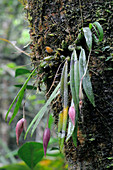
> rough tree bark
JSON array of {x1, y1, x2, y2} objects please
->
[{"x1": 24, "y1": 0, "x2": 113, "y2": 169}]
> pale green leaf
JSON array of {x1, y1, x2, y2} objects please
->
[
  {"x1": 66, "y1": 117, "x2": 74, "y2": 142},
  {"x1": 70, "y1": 50, "x2": 80, "y2": 147},
  {"x1": 63, "y1": 61, "x2": 68, "y2": 108},
  {"x1": 83, "y1": 27, "x2": 92, "y2": 51},
  {"x1": 70, "y1": 50, "x2": 77, "y2": 106},
  {"x1": 9, "y1": 88, "x2": 25, "y2": 124},
  {"x1": 74, "y1": 52, "x2": 80, "y2": 104},
  {"x1": 60, "y1": 61, "x2": 68, "y2": 151},
  {"x1": 89, "y1": 21, "x2": 104, "y2": 42},
  {"x1": 79, "y1": 48, "x2": 95, "y2": 106},
  {"x1": 93, "y1": 21, "x2": 103, "y2": 41}
]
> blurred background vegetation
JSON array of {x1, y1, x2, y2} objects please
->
[{"x1": 0, "y1": 0, "x2": 67, "y2": 169}]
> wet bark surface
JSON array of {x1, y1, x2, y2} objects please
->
[{"x1": 26, "y1": 0, "x2": 113, "y2": 169}]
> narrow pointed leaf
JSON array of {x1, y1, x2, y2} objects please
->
[
  {"x1": 5, "y1": 91, "x2": 21, "y2": 121},
  {"x1": 25, "y1": 82, "x2": 60, "y2": 138},
  {"x1": 70, "y1": 49, "x2": 80, "y2": 106},
  {"x1": 79, "y1": 48, "x2": 86, "y2": 76},
  {"x1": 79, "y1": 48, "x2": 95, "y2": 106},
  {"x1": 6, "y1": 67, "x2": 37, "y2": 122},
  {"x1": 60, "y1": 61, "x2": 68, "y2": 151},
  {"x1": 31, "y1": 91, "x2": 60, "y2": 136},
  {"x1": 93, "y1": 21, "x2": 103, "y2": 41},
  {"x1": 9, "y1": 89, "x2": 25, "y2": 124},
  {"x1": 14, "y1": 84, "x2": 37, "y2": 90},
  {"x1": 63, "y1": 61, "x2": 68, "y2": 108},
  {"x1": 74, "y1": 52, "x2": 80, "y2": 104},
  {"x1": 83, "y1": 27, "x2": 92, "y2": 51},
  {"x1": 89, "y1": 23, "x2": 100, "y2": 43},
  {"x1": 89, "y1": 22, "x2": 103, "y2": 42},
  {"x1": 70, "y1": 50, "x2": 79, "y2": 147},
  {"x1": 70, "y1": 50, "x2": 79, "y2": 115},
  {"x1": 83, "y1": 73, "x2": 95, "y2": 106},
  {"x1": 66, "y1": 116, "x2": 74, "y2": 142},
  {"x1": 70, "y1": 50, "x2": 77, "y2": 106}
]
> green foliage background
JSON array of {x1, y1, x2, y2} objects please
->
[{"x1": 0, "y1": 0, "x2": 67, "y2": 169}]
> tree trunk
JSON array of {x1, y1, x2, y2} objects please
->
[{"x1": 24, "y1": 0, "x2": 113, "y2": 169}]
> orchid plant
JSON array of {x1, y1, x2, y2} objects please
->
[{"x1": 4, "y1": 21, "x2": 103, "y2": 168}]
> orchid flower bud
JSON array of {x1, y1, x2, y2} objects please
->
[
  {"x1": 68, "y1": 106, "x2": 76, "y2": 126},
  {"x1": 43, "y1": 127, "x2": 50, "y2": 157},
  {"x1": 16, "y1": 118, "x2": 27, "y2": 145}
]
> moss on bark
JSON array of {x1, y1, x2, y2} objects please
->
[{"x1": 24, "y1": 0, "x2": 113, "y2": 169}]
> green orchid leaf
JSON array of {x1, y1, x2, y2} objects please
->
[
  {"x1": 14, "y1": 84, "x2": 37, "y2": 90},
  {"x1": 70, "y1": 49, "x2": 80, "y2": 147},
  {"x1": 70, "y1": 49, "x2": 79, "y2": 112},
  {"x1": 79, "y1": 48, "x2": 95, "y2": 106},
  {"x1": 74, "y1": 53, "x2": 80, "y2": 104},
  {"x1": 31, "y1": 89, "x2": 60, "y2": 137},
  {"x1": 5, "y1": 92, "x2": 20, "y2": 121},
  {"x1": 93, "y1": 21, "x2": 104, "y2": 41},
  {"x1": 83, "y1": 27, "x2": 92, "y2": 51},
  {"x1": 9, "y1": 88, "x2": 25, "y2": 124},
  {"x1": 60, "y1": 61, "x2": 68, "y2": 151},
  {"x1": 63, "y1": 61, "x2": 68, "y2": 108},
  {"x1": 70, "y1": 49, "x2": 78, "y2": 106},
  {"x1": 66, "y1": 116, "x2": 74, "y2": 142},
  {"x1": 89, "y1": 21, "x2": 103, "y2": 42}
]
